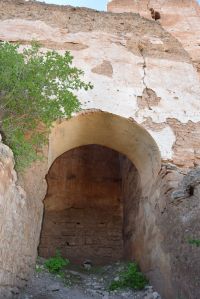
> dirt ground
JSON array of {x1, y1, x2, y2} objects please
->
[{"x1": 20, "y1": 259, "x2": 161, "y2": 299}]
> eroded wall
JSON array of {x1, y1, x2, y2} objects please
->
[
  {"x1": 146, "y1": 165, "x2": 200, "y2": 299},
  {"x1": 107, "y1": 0, "x2": 200, "y2": 74},
  {"x1": 0, "y1": 136, "x2": 44, "y2": 298},
  {"x1": 0, "y1": 1, "x2": 199, "y2": 298},
  {"x1": 0, "y1": 0, "x2": 200, "y2": 167},
  {"x1": 120, "y1": 156, "x2": 142, "y2": 259},
  {"x1": 1, "y1": 111, "x2": 200, "y2": 299}
]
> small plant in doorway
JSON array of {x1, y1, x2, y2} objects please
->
[
  {"x1": 109, "y1": 262, "x2": 148, "y2": 291},
  {"x1": 44, "y1": 250, "x2": 70, "y2": 274},
  {"x1": 188, "y1": 239, "x2": 200, "y2": 247},
  {"x1": 35, "y1": 263, "x2": 44, "y2": 273}
]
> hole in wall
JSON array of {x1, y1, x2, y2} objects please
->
[
  {"x1": 150, "y1": 8, "x2": 161, "y2": 20},
  {"x1": 188, "y1": 185, "x2": 194, "y2": 197},
  {"x1": 38, "y1": 144, "x2": 142, "y2": 265}
]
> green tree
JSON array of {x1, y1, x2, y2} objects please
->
[{"x1": 0, "y1": 42, "x2": 92, "y2": 170}]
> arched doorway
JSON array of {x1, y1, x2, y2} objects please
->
[
  {"x1": 38, "y1": 110, "x2": 161, "y2": 264},
  {"x1": 39, "y1": 145, "x2": 141, "y2": 264}
]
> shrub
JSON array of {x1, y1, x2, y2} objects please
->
[
  {"x1": 109, "y1": 262, "x2": 148, "y2": 291},
  {"x1": 188, "y1": 239, "x2": 200, "y2": 247},
  {"x1": 44, "y1": 250, "x2": 70, "y2": 274},
  {"x1": 0, "y1": 41, "x2": 92, "y2": 170},
  {"x1": 35, "y1": 264, "x2": 44, "y2": 273}
]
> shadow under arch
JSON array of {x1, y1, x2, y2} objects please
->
[
  {"x1": 38, "y1": 109, "x2": 164, "y2": 269},
  {"x1": 48, "y1": 110, "x2": 161, "y2": 196}
]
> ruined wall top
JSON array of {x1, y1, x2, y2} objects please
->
[
  {"x1": 0, "y1": 0, "x2": 200, "y2": 168},
  {"x1": 107, "y1": 0, "x2": 200, "y2": 71}
]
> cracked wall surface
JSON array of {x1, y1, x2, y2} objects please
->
[
  {"x1": 108, "y1": 0, "x2": 200, "y2": 75},
  {"x1": 152, "y1": 165, "x2": 200, "y2": 299},
  {"x1": 0, "y1": 1, "x2": 200, "y2": 299},
  {"x1": 0, "y1": 0, "x2": 199, "y2": 167}
]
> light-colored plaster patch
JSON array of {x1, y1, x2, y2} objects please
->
[
  {"x1": 0, "y1": 18, "x2": 200, "y2": 167},
  {"x1": 148, "y1": 126, "x2": 176, "y2": 160}
]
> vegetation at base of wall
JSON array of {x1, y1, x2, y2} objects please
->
[
  {"x1": 0, "y1": 41, "x2": 93, "y2": 171},
  {"x1": 35, "y1": 263, "x2": 44, "y2": 273},
  {"x1": 109, "y1": 262, "x2": 148, "y2": 291},
  {"x1": 188, "y1": 239, "x2": 200, "y2": 247},
  {"x1": 44, "y1": 250, "x2": 70, "y2": 274}
]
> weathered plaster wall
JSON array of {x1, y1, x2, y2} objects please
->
[
  {"x1": 0, "y1": 1, "x2": 199, "y2": 299},
  {"x1": 0, "y1": 109, "x2": 162, "y2": 298},
  {"x1": 108, "y1": 0, "x2": 200, "y2": 74},
  {"x1": 0, "y1": 0, "x2": 200, "y2": 167}
]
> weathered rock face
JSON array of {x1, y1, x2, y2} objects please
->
[
  {"x1": 108, "y1": 0, "x2": 200, "y2": 74},
  {"x1": 152, "y1": 166, "x2": 200, "y2": 299},
  {"x1": 0, "y1": 1, "x2": 199, "y2": 299},
  {"x1": 0, "y1": 136, "x2": 43, "y2": 298}
]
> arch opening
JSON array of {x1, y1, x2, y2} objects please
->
[
  {"x1": 48, "y1": 111, "x2": 161, "y2": 196},
  {"x1": 38, "y1": 110, "x2": 161, "y2": 265},
  {"x1": 39, "y1": 144, "x2": 142, "y2": 264}
]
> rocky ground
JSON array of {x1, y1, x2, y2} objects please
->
[{"x1": 20, "y1": 259, "x2": 162, "y2": 299}]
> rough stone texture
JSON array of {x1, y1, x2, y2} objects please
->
[
  {"x1": 120, "y1": 156, "x2": 142, "y2": 260},
  {"x1": 39, "y1": 145, "x2": 124, "y2": 264},
  {"x1": 172, "y1": 167, "x2": 200, "y2": 200},
  {"x1": 0, "y1": 0, "x2": 199, "y2": 166},
  {"x1": 137, "y1": 88, "x2": 161, "y2": 110},
  {"x1": 0, "y1": 113, "x2": 200, "y2": 299},
  {"x1": 0, "y1": 136, "x2": 43, "y2": 298},
  {"x1": 108, "y1": 0, "x2": 200, "y2": 74},
  {"x1": 142, "y1": 118, "x2": 200, "y2": 167},
  {"x1": 20, "y1": 260, "x2": 162, "y2": 299},
  {"x1": 152, "y1": 165, "x2": 200, "y2": 299},
  {"x1": 167, "y1": 119, "x2": 200, "y2": 167}
]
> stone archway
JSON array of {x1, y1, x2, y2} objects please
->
[
  {"x1": 0, "y1": 110, "x2": 164, "y2": 298},
  {"x1": 37, "y1": 110, "x2": 161, "y2": 265},
  {"x1": 48, "y1": 110, "x2": 161, "y2": 194}
]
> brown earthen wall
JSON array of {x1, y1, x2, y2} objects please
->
[
  {"x1": 39, "y1": 145, "x2": 124, "y2": 264},
  {"x1": 120, "y1": 156, "x2": 142, "y2": 259}
]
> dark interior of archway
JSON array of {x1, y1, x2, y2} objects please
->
[{"x1": 38, "y1": 145, "x2": 142, "y2": 265}]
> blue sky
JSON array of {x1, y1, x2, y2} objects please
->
[
  {"x1": 44, "y1": 0, "x2": 107, "y2": 11},
  {"x1": 44, "y1": 0, "x2": 199, "y2": 11}
]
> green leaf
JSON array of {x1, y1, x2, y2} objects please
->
[
  {"x1": 0, "y1": 41, "x2": 93, "y2": 171},
  {"x1": 109, "y1": 262, "x2": 148, "y2": 291}
]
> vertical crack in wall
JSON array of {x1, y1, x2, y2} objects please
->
[
  {"x1": 138, "y1": 44, "x2": 153, "y2": 109},
  {"x1": 138, "y1": 44, "x2": 148, "y2": 91}
]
